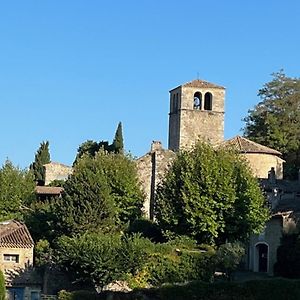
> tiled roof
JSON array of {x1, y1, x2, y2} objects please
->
[
  {"x1": 170, "y1": 79, "x2": 225, "y2": 91},
  {"x1": 35, "y1": 186, "x2": 63, "y2": 195},
  {"x1": 220, "y1": 136, "x2": 282, "y2": 156},
  {"x1": 0, "y1": 220, "x2": 34, "y2": 248}
]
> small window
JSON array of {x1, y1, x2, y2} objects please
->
[
  {"x1": 193, "y1": 92, "x2": 202, "y2": 110},
  {"x1": 204, "y1": 92, "x2": 212, "y2": 110},
  {"x1": 175, "y1": 93, "x2": 179, "y2": 111},
  {"x1": 4, "y1": 254, "x2": 19, "y2": 263},
  {"x1": 171, "y1": 94, "x2": 176, "y2": 113}
]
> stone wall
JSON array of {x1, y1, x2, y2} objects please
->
[
  {"x1": 0, "y1": 247, "x2": 33, "y2": 272},
  {"x1": 248, "y1": 216, "x2": 283, "y2": 275},
  {"x1": 168, "y1": 85, "x2": 225, "y2": 151},
  {"x1": 241, "y1": 153, "x2": 284, "y2": 179},
  {"x1": 136, "y1": 142, "x2": 175, "y2": 219},
  {"x1": 44, "y1": 162, "x2": 72, "y2": 185}
]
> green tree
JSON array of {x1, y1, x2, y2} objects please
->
[
  {"x1": 243, "y1": 70, "x2": 300, "y2": 179},
  {"x1": 56, "y1": 233, "x2": 150, "y2": 290},
  {"x1": 30, "y1": 141, "x2": 51, "y2": 185},
  {"x1": 56, "y1": 150, "x2": 144, "y2": 236},
  {"x1": 155, "y1": 142, "x2": 269, "y2": 245},
  {"x1": 0, "y1": 270, "x2": 6, "y2": 300},
  {"x1": 111, "y1": 122, "x2": 124, "y2": 153},
  {"x1": 0, "y1": 160, "x2": 35, "y2": 221}
]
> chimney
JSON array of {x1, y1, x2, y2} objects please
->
[{"x1": 151, "y1": 141, "x2": 162, "y2": 152}]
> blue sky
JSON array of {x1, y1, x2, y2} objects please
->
[{"x1": 1, "y1": 1, "x2": 300, "y2": 168}]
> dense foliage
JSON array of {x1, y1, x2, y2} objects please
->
[
  {"x1": 30, "y1": 141, "x2": 51, "y2": 185},
  {"x1": 74, "y1": 122, "x2": 124, "y2": 163},
  {"x1": 0, "y1": 270, "x2": 6, "y2": 300},
  {"x1": 243, "y1": 70, "x2": 300, "y2": 179},
  {"x1": 155, "y1": 142, "x2": 269, "y2": 245},
  {"x1": 0, "y1": 160, "x2": 35, "y2": 221},
  {"x1": 274, "y1": 234, "x2": 300, "y2": 278},
  {"x1": 57, "y1": 233, "x2": 216, "y2": 290},
  {"x1": 55, "y1": 150, "x2": 144, "y2": 235},
  {"x1": 58, "y1": 279, "x2": 300, "y2": 300},
  {"x1": 112, "y1": 122, "x2": 124, "y2": 154}
]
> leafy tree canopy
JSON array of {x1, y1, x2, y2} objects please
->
[
  {"x1": 154, "y1": 142, "x2": 269, "y2": 245},
  {"x1": 30, "y1": 141, "x2": 51, "y2": 185},
  {"x1": 56, "y1": 150, "x2": 144, "y2": 236},
  {"x1": 74, "y1": 122, "x2": 124, "y2": 164},
  {"x1": 243, "y1": 70, "x2": 300, "y2": 179},
  {"x1": 0, "y1": 160, "x2": 35, "y2": 221}
]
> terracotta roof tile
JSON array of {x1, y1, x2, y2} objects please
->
[
  {"x1": 35, "y1": 186, "x2": 63, "y2": 195},
  {"x1": 170, "y1": 79, "x2": 225, "y2": 91},
  {"x1": 220, "y1": 136, "x2": 282, "y2": 156},
  {"x1": 0, "y1": 220, "x2": 34, "y2": 248}
]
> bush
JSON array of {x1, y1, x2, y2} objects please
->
[
  {"x1": 0, "y1": 270, "x2": 5, "y2": 300},
  {"x1": 127, "y1": 218, "x2": 164, "y2": 242},
  {"x1": 127, "y1": 243, "x2": 216, "y2": 288},
  {"x1": 216, "y1": 242, "x2": 245, "y2": 280},
  {"x1": 274, "y1": 234, "x2": 300, "y2": 278}
]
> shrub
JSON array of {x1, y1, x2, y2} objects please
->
[
  {"x1": 127, "y1": 218, "x2": 164, "y2": 242},
  {"x1": 0, "y1": 270, "x2": 5, "y2": 300},
  {"x1": 216, "y1": 242, "x2": 245, "y2": 280}
]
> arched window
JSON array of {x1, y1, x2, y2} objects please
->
[
  {"x1": 204, "y1": 92, "x2": 212, "y2": 110},
  {"x1": 193, "y1": 92, "x2": 202, "y2": 110}
]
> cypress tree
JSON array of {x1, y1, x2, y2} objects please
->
[
  {"x1": 112, "y1": 122, "x2": 124, "y2": 154},
  {"x1": 30, "y1": 141, "x2": 51, "y2": 185}
]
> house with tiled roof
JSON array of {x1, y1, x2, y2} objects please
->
[{"x1": 0, "y1": 220, "x2": 41, "y2": 299}]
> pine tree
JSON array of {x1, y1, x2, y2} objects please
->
[
  {"x1": 30, "y1": 141, "x2": 51, "y2": 185},
  {"x1": 112, "y1": 122, "x2": 124, "y2": 154}
]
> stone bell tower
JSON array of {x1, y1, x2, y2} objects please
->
[{"x1": 168, "y1": 79, "x2": 225, "y2": 151}]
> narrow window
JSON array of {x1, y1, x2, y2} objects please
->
[
  {"x1": 171, "y1": 94, "x2": 176, "y2": 113},
  {"x1": 193, "y1": 92, "x2": 202, "y2": 110},
  {"x1": 4, "y1": 254, "x2": 19, "y2": 263},
  {"x1": 204, "y1": 92, "x2": 212, "y2": 110}
]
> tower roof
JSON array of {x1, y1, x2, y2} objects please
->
[
  {"x1": 220, "y1": 135, "x2": 282, "y2": 156},
  {"x1": 170, "y1": 79, "x2": 225, "y2": 91}
]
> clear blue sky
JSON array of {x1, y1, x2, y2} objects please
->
[{"x1": 1, "y1": 1, "x2": 300, "y2": 168}]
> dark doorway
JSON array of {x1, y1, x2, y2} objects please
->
[{"x1": 256, "y1": 243, "x2": 268, "y2": 272}]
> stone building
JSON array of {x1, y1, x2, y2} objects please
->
[
  {"x1": 0, "y1": 220, "x2": 40, "y2": 299},
  {"x1": 136, "y1": 141, "x2": 175, "y2": 219},
  {"x1": 247, "y1": 173, "x2": 300, "y2": 275},
  {"x1": 44, "y1": 162, "x2": 72, "y2": 186},
  {"x1": 137, "y1": 78, "x2": 300, "y2": 275},
  {"x1": 168, "y1": 79, "x2": 225, "y2": 150},
  {"x1": 219, "y1": 135, "x2": 285, "y2": 179}
]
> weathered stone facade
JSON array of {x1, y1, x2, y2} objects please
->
[
  {"x1": 241, "y1": 153, "x2": 284, "y2": 179},
  {"x1": 44, "y1": 162, "x2": 72, "y2": 185},
  {"x1": 136, "y1": 141, "x2": 175, "y2": 219},
  {"x1": 168, "y1": 79, "x2": 225, "y2": 150}
]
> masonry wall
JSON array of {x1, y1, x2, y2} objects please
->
[
  {"x1": 136, "y1": 143, "x2": 175, "y2": 219},
  {"x1": 241, "y1": 153, "x2": 284, "y2": 179},
  {"x1": 248, "y1": 217, "x2": 282, "y2": 275},
  {"x1": 44, "y1": 163, "x2": 72, "y2": 185},
  {"x1": 0, "y1": 247, "x2": 33, "y2": 275},
  {"x1": 168, "y1": 86, "x2": 225, "y2": 151}
]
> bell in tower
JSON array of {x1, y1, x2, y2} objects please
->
[{"x1": 168, "y1": 79, "x2": 225, "y2": 151}]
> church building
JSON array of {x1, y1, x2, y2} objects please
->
[{"x1": 137, "y1": 78, "x2": 298, "y2": 275}]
